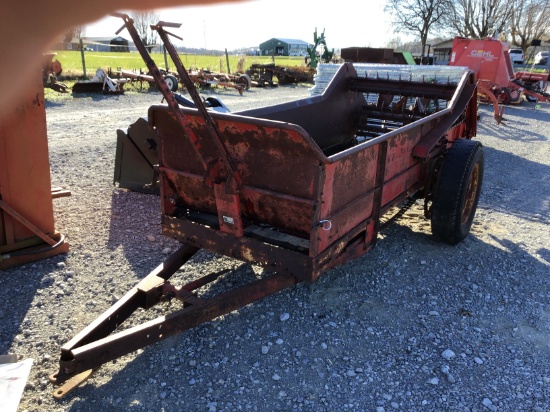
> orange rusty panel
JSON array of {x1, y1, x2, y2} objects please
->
[
  {"x1": 385, "y1": 131, "x2": 423, "y2": 181},
  {"x1": 153, "y1": 106, "x2": 325, "y2": 236},
  {"x1": 313, "y1": 147, "x2": 379, "y2": 254},
  {"x1": 321, "y1": 146, "x2": 379, "y2": 217},
  {"x1": 210, "y1": 115, "x2": 321, "y2": 198},
  {"x1": 382, "y1": 130, "x2": 424, "y2": 206},
  {"x1": 315, "y1": 129, "x2": 424, "y2": 255},
  {"x1": 0, "y1": 70, "x2": 55, "y2": 251},
  {"x1": 381, "y1": 166, "x2": 422, "y2": 207},
  {"x1": 150, "y1": 108, "x2": 206, "y2": 176},
  {"x1": 151, "y1": 106, "x2": 323, "y2": 199},
  {"x1": 161, "y1": 168, "x2": 317, "y2": 236},
  {"x1": 240, "y1": 188, "x2": 315, "y2": 235},
  {"x1": 314, "y1": 192, "x2": 375, "y2": 254},
  {"x1": 162, "y1": 169, "x2": 217, "y2": 215}
]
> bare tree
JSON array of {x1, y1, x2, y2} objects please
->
[
  {"x1": 445, "y1": 0, "x2": 516, "y2": 38},
  {"x1": 63, "y1": 26, "x2": 85, "y2": 42},
  {"x1": 509, "y1": 0, "x2": 550, "y2": 51},
  {"x1": 133, "y1": 11, "x2": 160, "y2": 51},
  {"x1": 385, "y1": 0, "x2": 450, "y2": 56},
  {"x1": 385, "y1": 36, "x2": 405, "y2": 50}
]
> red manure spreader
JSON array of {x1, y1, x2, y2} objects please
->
[{"x1": 51, "y1": 15, "x2": 485, "y2": 396}]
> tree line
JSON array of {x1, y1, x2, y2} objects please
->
[{"x1": 385, "y1": 0, "x2": 550, "y2": 54}]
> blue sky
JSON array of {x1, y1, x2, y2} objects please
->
[{"x1": 85, "y1": 0, "x2": 403, "y2": 50}]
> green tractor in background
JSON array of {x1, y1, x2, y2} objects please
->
[{"x1": 306, "y1": 28, "x2": 334, "y2": 69}]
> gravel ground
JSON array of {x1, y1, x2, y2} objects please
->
[{"x1": 1, "y1": 82, "x2": 549, "y2": 412}]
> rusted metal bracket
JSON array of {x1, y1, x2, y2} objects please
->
[
  {"x1": 477, "y1": 81, "x2": 505, "y2": 124},
  {"x1": 50, "y1": 368, "x2": 97, "y2": 399},
  {"x1": 369, "y1": 140, "x2": 388, "y2": 246}
]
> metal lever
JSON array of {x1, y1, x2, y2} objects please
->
[
  {"x1": 151, "y1": 22, "x2": 243, "y2": 190},
  {"x1": 112, "y1": 12, "x2": 131, "y2": 35},
  {"x1": 155, "y1": 21, "x2": 182, "y2": 29},
  {"x1": 151, "y1": 21, "x2": 183, "y2": 40}
]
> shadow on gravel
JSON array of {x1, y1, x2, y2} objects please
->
[
  {"x1": 58, "y1": 219, "x2": 550, "y2": 411},
  {"x1": 44, "y1": 100, "x2": 66, "y2": 109},
  {"x1": 60, "y1": 104, "x2": 548, "y2": 409},
  {"x1": 0, "y1": 254, "x2": 68, "y2": 355},
  {"x1": 538, "y1": 248, "x2": 550, "y2": 263},
  {"x1": 105, "y1": 189, "x2": 171, "y2": 275},
  {"x1": 71, "y1": 93, "x2": 125, "y2": 104},
  {"x1": 480, "y1": 146, "x2": 549, "y2": 224},
  {"x1": 477, "y1": 104, "x2": 548, "y2": 142}
]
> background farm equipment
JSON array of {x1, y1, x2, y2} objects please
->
[
  {"x1": 120, "y1": 67, "x2": 248, "y2": 94},
  {"x1": 449, "y1": 36, "x2": 549, "y2": 122},
  {"x1": 244, "y1": 27, "x2": 332, "y2": 86},
  {"x1": 114, "y1": 95, "x2": 229, "y2": 194},
  {"x1": 513, "y1": 70, "x2": 549, "y2": 102},
  {"x1": 341, "y1": 47, "x2": 416, "y2": 65},
  {"x1": 183, "y1": 68, "x2": 249, "y2": 94},
  {"x1": 118, "y1": 69, "x2": 179, "y2": 91},
  {"x1": 72, "y1": 68, "x2": 126, "y2": 94},
  {"x1": 51, "y1": 14, "x2": 484, "y2": 397},
  {"x1": 246, "y1": 63, "x2": 314, "y2": 86},
  {"x1": 306, "y1": 28, "x2": 334, "y2": 69},
  {"x1": 42, "y1": 53, "x2": 68, "y2": 93}
]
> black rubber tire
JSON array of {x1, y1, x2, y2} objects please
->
[
  {"x1": 164, "y1": 75, "x2": 178, "y2": 92},
  {"x1": 237, "y1": 74, "x2": 252, "y2": 90},
  {"x1": 431, "y1": 139, "x2": 484, "y2": 245}
]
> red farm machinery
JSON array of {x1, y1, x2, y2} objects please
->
[
  {"x1": 449, "y1": 36, "x2": 549, "y2": 123},
  {"x1": 50, "y1": 15, "x2": 484, "y2": 396}
]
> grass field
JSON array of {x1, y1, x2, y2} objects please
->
[{"x1": 53, "y1": 51, "x2": 305, "y2": 78}]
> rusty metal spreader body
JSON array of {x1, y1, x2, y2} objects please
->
[
  {"x1": 155, "y1": 62, "x2": 477, "y2": 282},
  {"x1": 51, "y1": 15, "x2": 481, "y2": 397}
]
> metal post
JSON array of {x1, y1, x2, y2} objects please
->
[
  {"x1": 225, "y1": 48, "x2": 231, "y2": 74},
  {"x1": 163, "y1": 45, "x2": 169, "y2": 71},
  {"x1": 79, "y1": 39, "x2": 87, "y2": 78}
]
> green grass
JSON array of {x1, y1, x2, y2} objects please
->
[{"x1": 52, "y1": 51, "x2": 305, "y2": 78}]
